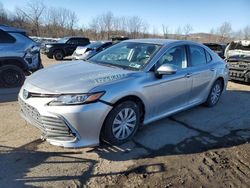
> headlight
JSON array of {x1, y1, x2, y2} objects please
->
[
  {"x1": 46, "y1": 44, "x2": 53, "y2": 48},
  {"x1": 31, "y1": 46, "x2": 40, "y2": 53},
  {"x1": 49, "y1": 92, "x2": 105, "y2": 106}
]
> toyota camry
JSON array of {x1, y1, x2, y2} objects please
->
[{"x1": 19, "y1": 39, "x2": 229, "y2": 148}]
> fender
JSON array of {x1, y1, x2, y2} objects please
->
[{"x1": 0, "y1": 56, "x2": 28, "y2": 71}]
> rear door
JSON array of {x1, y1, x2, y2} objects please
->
[{"x1": 187, "y1": 45, "x2": 216, "y2": 104}]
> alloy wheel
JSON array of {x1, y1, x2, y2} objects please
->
[
  {"x1": 211, "y1": 83, "x2": 221, "y2": 105},
  {"x1": 112, "y1": 107, "x2": 137, "y2": 140}
]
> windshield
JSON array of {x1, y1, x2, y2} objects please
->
[
  {"x1": 228, "y1": 41, "x2": 250, "y2": 51},
  {"x1": 89, "y1": 42, "x2": 161, "y2": 70},
  {"x1": 57, "y1": 37, "x2": 69, "y2": 43}
]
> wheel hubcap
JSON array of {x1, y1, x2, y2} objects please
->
[
  {"x1": 211, "y1": 84, "x2": 221, "y2": 104},
  {"x1": 56, "y1": 53, "x2": 62, "y2": 59},
  {"x1": 112, "y1": 108, "x2": 137, "y2": 140}
]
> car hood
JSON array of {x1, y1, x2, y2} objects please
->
[
  {"x1": 226, "y1": 50, "x2": 250, "y2": 62},
  {"x1": 44, "y1": 42, "x2": 65, "y2": 47},
  {"x1": 25, "y1": 61, "x2": 134, "y2": 93},
  {"x1": 75, "y1": 47, "x2": 89, "y2": 55},
  {"x1": 226, "y1": 49, "x2": 250, "y2": 58}
]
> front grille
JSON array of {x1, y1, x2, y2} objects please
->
[
  {"x1": 229, "y1": 61, "x2": 249, "y2": 70},
  {"x1": 19, "y1": 97, "x2": 75, "y2": 141}
]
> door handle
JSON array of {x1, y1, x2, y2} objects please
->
[
  {"x1": 210, "y1": 68, "x2": 215, "y2": 71},
  {"x1": 185, "y1": 73, "x2": 192, "y2": 78}
]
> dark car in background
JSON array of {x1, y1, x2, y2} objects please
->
[
  {"x1": 225, "y1": 40, "x2": 250, "y2": 83},
  {"x1": 203, "y1": 43, "x2": 227, "y2": 59},
  {"x1": 111, "y1": 36, "x2": 129, "y2": 43},
  {"x1": 72, "y1": 41, "x2": 113, "y2": 60},
  {"x1": 41, "y1": 36, "x2": 90, "y2": 60},
  {"x1": 0, "y1": 25, "x2": 42, "y2": 88}
]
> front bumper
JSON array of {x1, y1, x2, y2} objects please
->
[
  {"x1": 228, "y1": 61, "x2": 250, "y2": 82},
  {"x1": 41, "y1": 48, "x2": 54, "y2": 58},
  {"x1": 72, "y1": 53, "x2": 86, "y2": 60},
  {"x1": 18, "y1": 88, "x2": 112, "y2": 148},
  {"x1": 229, "y1": 69, "x2": 249, "y2": 82}
]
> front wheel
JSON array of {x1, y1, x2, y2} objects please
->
[
  {"x1": 101, "y1": 101, "x2": 140, "y2": 145},
  {"x1": 204, "y1": 80, "x2": 223, "y2": 107}
]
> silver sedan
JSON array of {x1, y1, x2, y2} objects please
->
[{"x1": 19, "y1": 39, "x2": 229, "y2": 148}]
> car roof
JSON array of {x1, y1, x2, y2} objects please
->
[
  {"x1": 0, "y1": 25, "x2": 26, "y2": 34},
  {"x1": 63, "y1": 36, "x2": 89, "y2": 39},
  {"x1": 123, "y1": 38, "x2": 186, "y2": 45}
]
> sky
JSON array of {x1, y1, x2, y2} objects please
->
[{"x1": 1, "y1": 0, "x2": 250, "y2": 34}]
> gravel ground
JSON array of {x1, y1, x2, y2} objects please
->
[{"x1": 0, "y1": 54, "x2": 249, "y2": 188}]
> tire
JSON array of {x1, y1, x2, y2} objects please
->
[
  {"x1": 204, "y1": 79, "x2": 223, "y2": 107},
  {"x1": 101, "y1": 101, "x2": 140, "y2": 145},
  {"x1": 53, "y1": 50, "x2": 64, "y2": 60},
  {"x1": 0, "y1": 65, "x2": 25, "y2": 88}
]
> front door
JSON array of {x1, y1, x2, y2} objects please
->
[{"x1": 143, "y1": 45, "x2": 192, "y2": 118}]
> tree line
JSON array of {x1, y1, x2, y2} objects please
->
[{"x1": 1, "y1": 0, "x2": 250, "y2": 42}]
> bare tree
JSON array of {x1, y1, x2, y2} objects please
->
[
  {"x1": 12, "y1": 8, "x2": 29, "y2": 28},
  {"x1": 127, "y1": 16, "x2": 147, "y2": 38},
  {"x1": 66, "y1": 11, "x2": 78, "y2": 35},
  {"x1": 89, "y1": 16, "x2": 105, "y2": 39},
  {"x1": 174, "y1": 26, "x2": 183, "y2": 39},
  {"x1": 44, "y1": 7, "x2": 78, "y2": 37},
  {"x1": 162, "y1": 24, "x2": 169, "y2": 39},
  {"x1": 152, "y1": 26, "x2": 159, "y2": 38},
  {"x1": 0, "y1": 2, "x2": 8, "y2": 24},
  {"x1": 232, "y1": 29, "x2": 243, "y2": 40},
  {"x1": 243, "y1": 25, "x2": 250, "y2": 40},
  {"x1": 16, "y1": 0, "x2": 46, "y2": 36},
  {"x1": 101, "y1": 12, "x2": 114, "y2": 39},
  {"x1": 217, "y1": 22, "x2": 232, "y2": 42},
  {"x1": 183, "y1": 24, "x2": 193, "y2": 39}
]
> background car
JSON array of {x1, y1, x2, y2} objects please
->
[
  {"x1": 19, "y1": 39, "x2": 228, "y2": 148},
  {"x1": 225, "y1": 40, "x2": 250, "y2": 83},
  {"x1": 40, "y1": 36, "x2": 90, "y2": 60},
  {"x1": 0, "y1": 25, "x2": 42, "y2": 88},
  {"x1": 203, "y1": 43, "x2": 227, "y2": 59},
  {"x1": 72, "y1": 41, "x2": 113, "y2": 60},
  {"x1": 111, "y1": 36, "x2": 129, "y2": 43}
]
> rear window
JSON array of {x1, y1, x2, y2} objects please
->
[
  {"x1": 205, "y1": 50, "x2": 212, "y2": 62},
  {"x1": 190, "y1": 45, "x2": 207, "y2": 66},
  {"x1": 0, "y1": 29, "x2": 16, "y2": 43}
]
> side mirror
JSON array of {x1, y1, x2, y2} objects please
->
[{"x1": 156, "y1": 64, "x2": 178, "y2": 76}]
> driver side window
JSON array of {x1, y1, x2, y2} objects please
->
[{"x1": 157, "y1": 45, "x2": 187, "y2": 69}]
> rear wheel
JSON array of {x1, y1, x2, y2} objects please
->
[
  {"x1": 204, "y1": 79, "x2": 223, "y2": 107},
  {"x1": 0, "y1": 65, "x2": 25, "y2": 88},
  {"x1": 53, "y1": 50, "x2": 64, "y2": 60},
  {"x1": 101, "y1": 101, "x2": 140, "y2": 145}
]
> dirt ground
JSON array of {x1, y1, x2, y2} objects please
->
[{"x1": 0, "y1": 55, "x2": 250, "y2": 188}]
